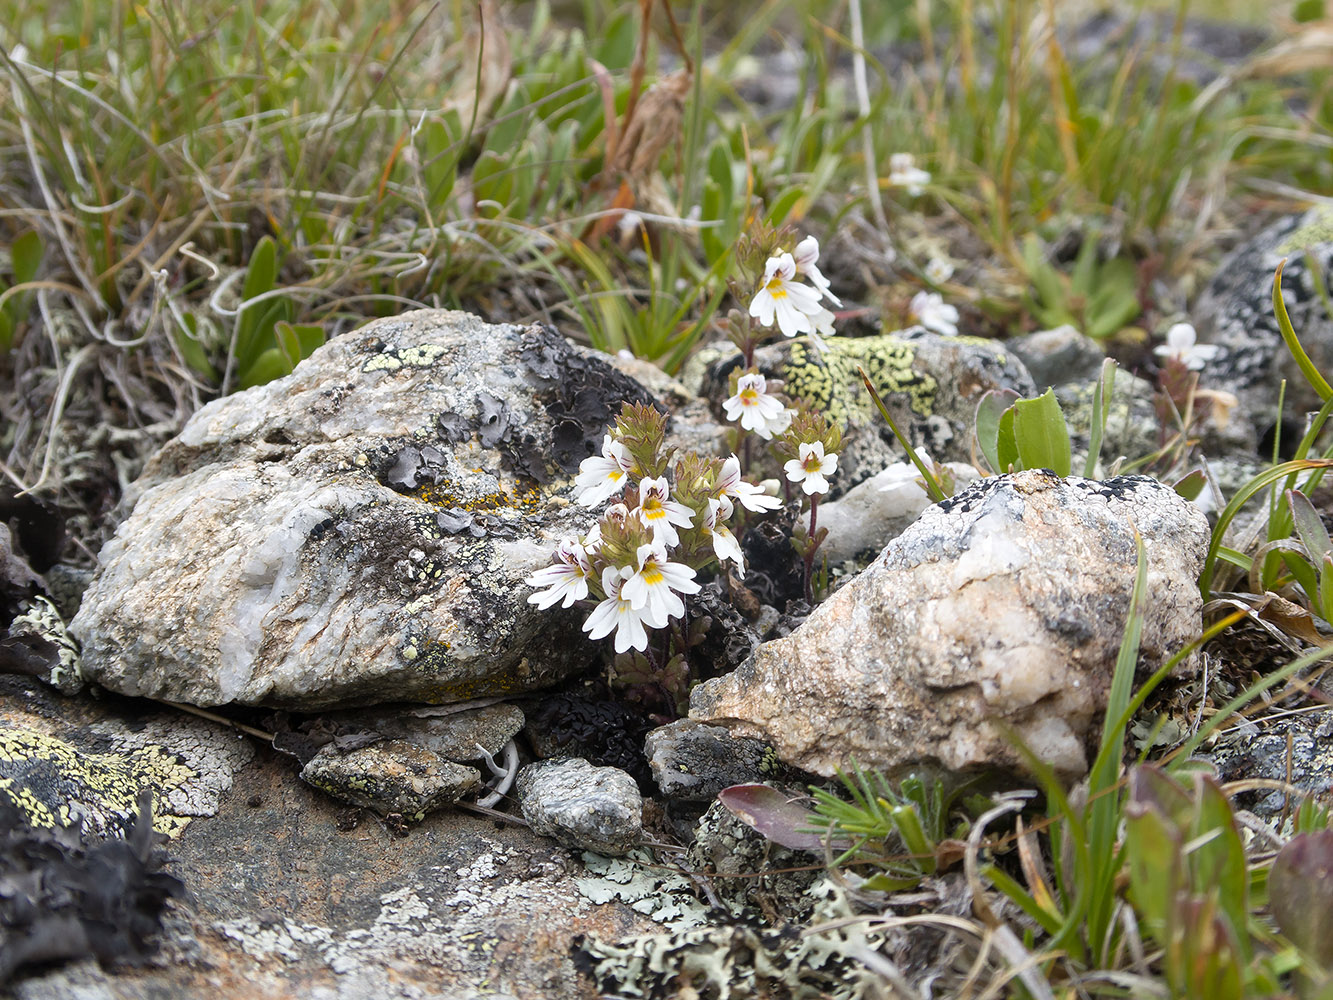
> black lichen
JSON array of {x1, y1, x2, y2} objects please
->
[
  {"x1": 0, "y1": 789, "x2": 183, "y2": 986},
  {"x1": 526, "y1": 692, "x2": 655, "y2": 793}
]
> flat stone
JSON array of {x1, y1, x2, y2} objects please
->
[
  {"x1": 299, "y1": 739, "x2": 480, "y2": 820},
  {"x1": 691, "y1": 471, "x2": 1210, "y2": 780}
]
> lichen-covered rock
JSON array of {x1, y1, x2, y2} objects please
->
[
  {"x1": 72, "y1": 310, "x2": 655, "y2": 709},
  {"x1": 702, "y1": 331, "x2": 1036, "y2": 493},
  {"x1": 690, "y1": 471, "x2": 1210, "y2": 780},
  {"x1": 1196, "y1": 207, "x2": 1333, "y2": 421},
  {"x1": 0, "y1": 676, "x2": 253, "y2": 840},
  {"x1": 518, "y1": 757, "x2": 643, "y2": 857},
  {"x1": 573, "y1": 880, "x2": 885, "y2": 1000},
  {"x1": 644, "y1": 719, "x2": 782, "y2": 803},
  {"x1": 299, "y1": 739, "x2": 480, "y2": 820}
]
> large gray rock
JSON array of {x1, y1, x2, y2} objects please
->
[
  {"x1": 690, "y1": 471, "x2": 1210, "y2": 780},
  {"x1": 71, "y1": 310, "x2": 654, "y2": 709}
]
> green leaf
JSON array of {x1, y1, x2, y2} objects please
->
[
  {"x1": 997, "y1": 405, "x2": 1019, "y2": 475},
  {"x1": 1288, "y1": 489, "x2": 1333, "y2": 560},
  {"x1": 173, "y1": 314, "x2": 219, "y2": 380},
  {"x1": 765, "y1": 186, "x2": 804, "y2": 228},
  {"x1": 1084, "y1": 357, "x2": 1117, "y2": 478},
  {"x1": 0, "y1": 311, "x2": 13, "y2": 355},
  {"x1": 274, "y1": 320, "x2": 325, "y2": 370},
  {"x1": 1275, "y1": 259, "x2": 1333, "y2": 402},
  {"x1": 975, "y1": 388, "x2": 1019, "y2": 475},
  {"x1": 1172, "y1": 469, "x2": 1206, "y2": 502},
  {"x1": 11, "y1": 229, "x2": 42, "y2": 287},
  {"x1": 1012, "y1": 388, "x2": 1071, "y2": 477},
  {"x1": 237, "y1": 347, "x2": 291, "y2": 389}
]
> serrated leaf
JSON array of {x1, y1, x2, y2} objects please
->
[{"x1": 1012, "y1": 388, "x2": 1071, "y2": 477}]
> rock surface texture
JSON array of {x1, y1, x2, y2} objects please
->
[
  {"x1": 71, "y1": 310, "x2": 655, "y2": 709},
  {"x1": 517, "y1": 757, "x2": 643, "y2": 857},
  {"x1": 690, "y1": 471, "x2": 1210, "y2": 779},
  {"x1": 1196, "y1": 206, "x2": 1333, "y2": 420}
]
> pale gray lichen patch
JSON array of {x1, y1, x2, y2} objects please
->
[
  {"x1": 573, "y1": 850, "x2": 710, "y2": 930},
  {"x1": 573, "y1": 880, "x2": 886, "y2": 1000}
]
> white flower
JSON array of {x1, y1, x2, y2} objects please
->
[
  {"x1": 621, "y1": 543, "x2": 700, "y2": 628},
  {"x1": 722, "y1": 373, "x2": 793, "y2": 440},
  {"x1": 525, "y1": 537, "x2": 596, "y2": 609},
  {"x1": 925, "y1": 258, "x2": 954, "y2": 284},
  {"x1": 889, "y1": 152, "x2": 931, "y2": 196},
  {"x1": 792, "y1": 236, "x2": 841, "y2": 306},
  {"x1": 716, "y1": 454, "x2": 782, "y2": 512},
  {"x1": 635, "y1": 476, "x2": 694, "y2": 547},
  {"x1": 583, "y1": 566, "x2": 653, "y2": 654},
  {"x1": 574, "y1": 435, "x2": 633, "y2": 507},
  {"x1": 784, "y1": 441, "x2": 838, "y2": 496},
  {"x1": 749, "y1": 252, "x2": 824, "y2": 338},
  {"x1": 909, "y1": 290, "x2": 960, "y2": 337},
  {"x1": 702, "y1": 498, "x2": 745, "y2": 574},
  {"x1": 1154, "y1": 322, "x2": 1219, "y2": 372}
]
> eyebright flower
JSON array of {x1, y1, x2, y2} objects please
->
[
  {"x1": 583, "y1": 566, "x2": 653, "y2": 654},
  {"x1": 792, "y1": 236, "x2": 841, "y2": 306},
  {"x1": 784, "y1": 441, "x2": 838, "y2": 496},
  {"x1": 574, "y1": 435, "x2": 633, "y2": 507},
  {"x1": 716, "y1": 454, "x2": 781, "y2": 512},
  {"x1": 635, "y1": 476, "x2": 694, "y2": 547},
  {"x1": 622, "y1": 543, "x2": 700, "y2": 628},
  {"x1": 1154, "y1": 322, "x2": 1218, "y2": 371},
  {"x1": 749, "y1": 252, "x2": 824, "y2": 338},
  {"x1": 925, "y1": 258, "x2": 954, "y2": 284},
  {"x1": 889, "y1": 152, "x2": 931, "y2": 196},
  {"x1": 702, "y1": 498, "x2": 745, "y2": 573},
  {"x1": 909, "y1": 290, "x2": 960, "y2": 337},
  {"x1": 525, "y1": 537, "x2": 596, "y2": 609},
  {"x1": 723, "y1": 373, "x2": 793, "y2": 440}
]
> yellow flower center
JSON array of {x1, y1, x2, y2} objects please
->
[{"x1": 765, "y1": 277, "x2": 788, "y2": 298}]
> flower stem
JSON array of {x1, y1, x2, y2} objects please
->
[{"x1": 803, "y1": 493, "x2": 820, "y2": 603}]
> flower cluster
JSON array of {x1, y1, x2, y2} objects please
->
[
  {"x1": 526, "y1": 405, "x2": 778, "y2": 655},
  {"x1": 747, "y1": 236, "x2": 841, "y2": 342}
]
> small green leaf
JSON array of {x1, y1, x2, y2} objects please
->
[
  {"x1": 237, "y1": 347, "x2": 291, "y2": 389},
  {"x1": 975, "y1": 388, "x2": 1020, "y2": 475},
  {"x1": 1084, "y1": 357, "x2": 1117, "y2": 478},
  {"x1": 1012, "y1": 388, "x2": 1071, "y2": 477},
  {"x1": 11, "y1": 229, "x2": 43, "y2": 286},
  {"x1": 1173, "y1": 469, "x2": 1206, "y2": 502},
  {"x1": 765, "y1": 186, "x2": 804, "y2": 228},
  {"x1": 1288, "y1": 489, "x2": 1333, "y2": 560}
]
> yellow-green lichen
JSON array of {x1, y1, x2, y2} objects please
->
[
  {"x1": 361, "y1": 343, "x2": 448, "y2": 373},
  {"x1": 1277, "y1": 206, "x2": 1333, "y2": 255},
  {"x1": 0, "y1": 728, "x2": 199, "y2": 838},
  {"x1": 411, "y1": 479, "x2": 543, "y2": 514},
  {"x1": 781, "y1": 336, "x2": 937, "y2": 430}
]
